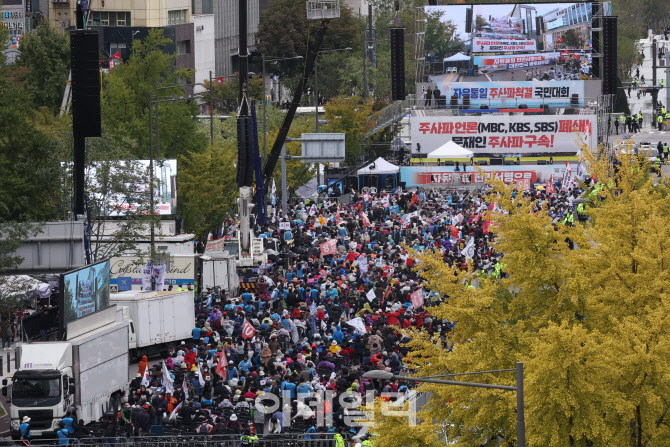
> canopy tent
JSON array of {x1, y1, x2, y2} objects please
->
[
  {"x1": 358, "y1": 158, "x2": 400, "y2": 175},
  {"x1": 0, "y1": 275, "x2": 52, "y2": 299},
  {"x1": 427, "y1": 141, "x2": 474, "y2": 159},
  {"x1": 443, "y1": 52, "x2": 471, "y2": 62}
]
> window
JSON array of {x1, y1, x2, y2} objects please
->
[
  {"x1": 177, "y1": 39, "x2": 191, "y2": 55},
  {"x1": 168, "y1": 9, "x2": 186, "y2": 25},
  {"x1": 90, "y1": 11, "x2": 130, "y2": 26}
]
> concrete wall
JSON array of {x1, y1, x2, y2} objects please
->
[{"x1": 6, "y1": 221, "x2": 86, "y2": 274}]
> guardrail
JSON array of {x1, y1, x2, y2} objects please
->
[{"x1": 6, "y1": 432, "x2": 346, "y2": 447}]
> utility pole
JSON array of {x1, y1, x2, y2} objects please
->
[
  {"x1": 148, "y1": 92, "x2": 156, "y2": 289},
  {"x1": 209, "y1": 70, "x2": 214, "y2": 144},
  {"x1": 362, "y1": 8, "x2": 367, "y2": 98},
  {"x1": 154, "y1": 81, "x2": 161, "y2": 160}
]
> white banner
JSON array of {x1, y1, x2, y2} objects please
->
[
  {"x1": 279, "y1": 222, "x2": 290, "y2": 231},
  {"x1": 411, "y1": 115, "x2": 596, "y2": 155},
  {"x1": 347, "y1": 317, "x2": 367, "y2": 334},
  {"x1": 437, "y1": 81, "x2": 584, "y2": 107},
  {"x1": 473, "y1": 38, "x2": 537, "y2": 53},
  {"x1": 205, "y1": 238, "x2": 225, "y2": 252}
]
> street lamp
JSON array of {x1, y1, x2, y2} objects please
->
[
  {"x1": 363, "y1": 363, "x2": 526, "y2": 447},
  {"x1": 315, "y1": 48, "x2": 352, "y2": 132},
  {"x1": 262, "y1": 55, "x2": 304, "y2": 163}
]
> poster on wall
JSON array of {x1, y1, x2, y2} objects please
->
[{"x1": 410, "y1": 115, "x2": 596, "y2": 156}]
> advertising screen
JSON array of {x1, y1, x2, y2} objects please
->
[
  {"x1": 83, "y1": 159, "x2": 178, "y2": 217},
  {"x1": 61, "y1": 260, "x2": 111, "y2": 328},
  {"x1": 439, "y1": 80, "x2": 584, "y2": 107},
  {"x1": 426, "y1": 3, "x2": 595, "y2": 75},
  {"x1": 411, "y1": 115, "x2": 596, "y2": 156}
]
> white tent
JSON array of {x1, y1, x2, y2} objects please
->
[
  {"x1": 443, "y1": 52, "x2": 471, "y2": 62},
  {"x1": 0, "y1": 275, "x2": 51, "y2": 299},
  {"x1": 427, "y1": 140, "x2": 474, "y2": 159},
  {"x1": 358, "y1": 158, "x2": 400, "y2": 175}
]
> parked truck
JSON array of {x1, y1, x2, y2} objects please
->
[
  {"x1": 3, "y1": 306, "x2": 129, "y2": 438},
  {"x1": 111, "y1": 289, "x2": 195, "y2": 360}
]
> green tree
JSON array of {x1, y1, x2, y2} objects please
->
[
  {"x1": 202, "y1": 75, "x2": 263, "y2": 112},
  {"x1": 101, "y1": 29, "x2": 207, "y2": 158},
  {"x1": 425, "y1": 10, "x2": 462, "y2": 61},
  {"x1": 322, "y1": 96, "x2": 372, "y2": 164},
  {"x1": 256, "y1": 0, "x2": 362, "y2": 84},
  {"x1": 15, "y1": 22, "x2": 69, "y2": 113},
  {"x1": 561, "y1": 28, "x2": 584, "y2": 49},
  {"x1": 475, "y1": 14, "x2": 489, "y2": 30}
]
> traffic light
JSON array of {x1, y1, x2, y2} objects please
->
[
  {"x1": 70, "y1": 30, "x2": 101, "y2": 137},
  {"x1": 602, "y1": 16, "x2": 617, "y2": 95},
  {"x1": 390, "y1": 27, "x2": 406, "y2": 101}
]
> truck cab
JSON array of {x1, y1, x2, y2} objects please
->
[{"x1": 3, "y1": 344, "x2": 76, "y2": 437}]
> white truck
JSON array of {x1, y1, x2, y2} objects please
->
[
  {"x1": 3, "y1": 307, "x2": 129, "y2": 438},
  {"x1": 111, "y1": 289, "x2": 195, "y2": 360},
  {"x1": 199, "y1": 251, "x2": 239, "y2": 296}
]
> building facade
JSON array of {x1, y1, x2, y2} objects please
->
[
  {"x1": 1, "y1": 0, "x2": 28, "y2": 63},
  {"x1": 192, "y1": 14, "x2": 215, "y2": 94},
  {"x1": 212, "y1": 0, "x2": 259, "y2": 77},
  {"x1": 50, "y1": 0, "x2": 192, "y2": 30}
]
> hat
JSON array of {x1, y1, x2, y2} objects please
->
[
  {"x1": 230, "y1": 414, "x2": 238, "y2": 421},
  {"x1": 22, "y1": 416, "x2": 31, "y2": 423}
]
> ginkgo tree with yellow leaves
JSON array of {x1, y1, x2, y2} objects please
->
[{"x1": 366, "y1": 150, "x2": 670, "y2": 447}]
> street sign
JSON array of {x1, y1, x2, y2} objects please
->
[{"x1": 300, "y1": 133, "x2": 346, "y2": 162}]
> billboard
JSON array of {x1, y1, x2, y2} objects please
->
[
  {"x1": 439, "y1": 81, "x2": 584, "y2": 107},
  {"x1": 473, "y1": 38, "x2": 537, "y2": 53},
  {"x1": 61, "y1": 259, "x2": 111, "y2": 328},
  {"x1": 109, "y1": 255, "x2": 197, "y2": 290},
  {"x1": 84, "y1": 159, "x2": 178, "y2": 216},
  {"x1": 411, "y1": 115, "x2": 596, "y2": 156}
]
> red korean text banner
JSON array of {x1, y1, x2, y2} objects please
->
[{"x1": 411, "y1": 115, "x2": 597, "y2": 155}]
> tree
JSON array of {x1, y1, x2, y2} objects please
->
[
  {"x1": 256, "y1": 0, "x2": 362, "y2": 83},
  {"x1": 15, "y1": 22, "x2": 69, "y2": 113},
  {"x1": 561, "y1": 29, "x2": 584, "y2": 49},
  {"x1": 475, "y1": 14, "x2": 489, "y2": 30},
  {"x1": 368, "y1": 150, "x2": 670, "y2": 446},
  {"x1": 101, "y1": 29, "x2": 207, "y2": 159},
  {"x1": 322, "y1": 96, "x2": 372, "y2": 164},
  {"x1": 202, "y1": 75, "x2": 264, "y2": 112},
  {"x1": 425, "y1": 10, "x2": 462, "y2": 61}
]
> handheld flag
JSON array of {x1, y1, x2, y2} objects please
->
[
  {"x1": 410, "y1": 193, "x2": 418, "y2": 208},
  {"x1": 242, "y1": 319, "x2": 256, "y2": 339},
  {"x1": 320, "y1": 239, "x2": 337, "y2": 256},
  {"x1": 215, "y1": 351, "x2": 228, "y2": 380},
  {"x1": 162, "y1": 361, "x2": 174, "y2": 394},
  {"x1": 141, "y1": 364, "x2": 150, "y2": 387},
  {"x1": 410, "y1": 289, "x2": 424, "y2": 308},
  {"x1": 197, "y1": 362, "x2": 205, "y2": 387}
]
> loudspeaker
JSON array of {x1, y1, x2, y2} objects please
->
[
  {"x1": 535, "y1": 17, "x2": 544, "y2": 35},
  {"x1": 489, "y1": 157, "x2": 504, "y2": 166},
  {"x1": 236, "y1": 115, "x2": 255, "y2": 187},
  {"x1": 70, "y1": 30, "x2": 101, "y2": 137},
  {"x1": 465, "y1": 8, "x2": 473, "y2": 34},
  {"x1": 537, "y1": 160, "x2": 547, "y2": 165},
  {"x1": 591, "y1": 2, "x2": 601, "y2": 78},
  {"x1": 570, "y1": 94, "x2": 579, "y2": 106},
  {"x1": 602, "y1": 16, "x2": 617, "y2": 95},
  {"x1": 450, "y1": 95, "x2": 458, "y2": 108},
  {"x1": 390, "y1": 27, "x2": 406, "y2": 101},
  {"x1": 463, "y1": 94, "x2": 470, "y2": 107}
]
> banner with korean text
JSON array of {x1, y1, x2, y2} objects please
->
[
  {"x1": 438, "y1": 81, "x2": 584, "y2": 107},
  {"x1": 411, "y1": 115, "x2": 596, "y2": 155}
]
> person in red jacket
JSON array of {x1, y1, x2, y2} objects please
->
[{"x1": 384, "y1": 310, "x2": 401, "y2": 326}]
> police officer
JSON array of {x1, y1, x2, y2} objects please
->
[
  {"x1": 658, "y1": 114, "x2": 664, "y2": 131},
  {"x1": 638, "y1": 112, "x2": 643, "y2": 129},
  {"x1": 619, "y1": 114, "x2": 626, "y2": 133},
  {"x1": 654, "y1": 157, "x2": 663, "y2": 177},
  {"x1": 664, "y1": 142, "x2": 669, "y2": 161},
  {"x1": 334, "y1": 429, "x2": 346, "y2": 447},
  {"x1": 240, "y1": 428, "x2": 258, "y2": 445}
]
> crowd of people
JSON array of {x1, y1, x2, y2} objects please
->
[{"x1": 110, "y1": 183, "x2": 585, "y2": 445}]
